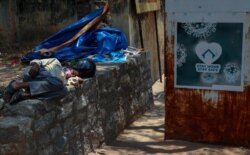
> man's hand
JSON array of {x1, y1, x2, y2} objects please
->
[{"x1": 29, "y1": 62, "x2": 40, "y2": 78}]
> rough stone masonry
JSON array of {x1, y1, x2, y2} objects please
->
[{"x1": 0, "y1": 52, "x2": 154, "y2": 155}]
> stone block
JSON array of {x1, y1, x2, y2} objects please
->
[
  {"x1": 38, "y1": 144, "x2": 54, "y2": 155},
  {"x1": 49, "y1": 124, "x2": 63, "y2": 140},
  {"x1": 0, "y1": 116, "x2": 32, "y2": 144},
  {"x1": 3, "y1": 100, "x2": 45, "y2": 118},
  {"x1": 0, "y1": 143, "x2": 21, "y2": 155},
  {"x1": 54, "y1": 136, "x2": 68, "y2": 153},
  {"x1": 33, "y1": 112, "x2": 56, "y2": 132},
  {"x1": 57, "y1": 102, "x2": 73, "y2": 120}
]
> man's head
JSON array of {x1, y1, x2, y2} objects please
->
[
  {"x1": 64, "y1": 59, "x2": 96, "y2": 79},
  {"x1": 74, "y1": 59, "x2": 96, "y2": 78}
]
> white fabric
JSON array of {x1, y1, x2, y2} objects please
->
[{"x1": 30, "y1": 58, "x2": 66, "y2": 84}]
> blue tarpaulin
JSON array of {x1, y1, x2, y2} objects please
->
[{"x1": 21, "y1": 6, "x2": 128, "y2": 63}]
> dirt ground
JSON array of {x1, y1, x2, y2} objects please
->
[{"x1": 89, "y1": 78, "x2": 250, "y2": 155}]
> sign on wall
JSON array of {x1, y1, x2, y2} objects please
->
[
  {"x1": 135, "y1": 0, "x2": 160, "y2": 14},
  {"x1": 175, "y1": 22, "x2": 244, "y2": 91}
]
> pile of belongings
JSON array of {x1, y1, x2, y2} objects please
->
[{"x1": 21, "y1": 4, "x2": 128, "y2": 63}]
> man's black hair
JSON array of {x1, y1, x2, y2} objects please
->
[{"x1": 74, "y1": 59, "x2": 96, "y2": 78}]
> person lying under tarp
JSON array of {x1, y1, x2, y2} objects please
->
[
  {"x1": 21, "y1": 3, "x2": 128, "y2": 63},
  {"x1": 3, "y1": 58, "x2": 96, "y2": 105}
]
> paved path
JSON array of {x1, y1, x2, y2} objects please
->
[{"x1": 89, "y1": 78, "x2": 250, "y2": 155}]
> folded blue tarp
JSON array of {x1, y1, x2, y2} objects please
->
[{"x1": 21, "y1": 6, "x2": 128, "y2": 63}]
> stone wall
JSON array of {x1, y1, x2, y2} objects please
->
[
  {"x1": 16, "y1": 0, "x2": 77, "y2": 43},
  {"x1": 0, "y1": 0, "x2": 77, "y2": 51},
  {"x1": 0, "y1": 52, "x2": 153, "y2": 155}
]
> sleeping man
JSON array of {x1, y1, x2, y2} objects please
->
[{"x1": 3, "y1": 58, "x2": 95, "y2": 104}]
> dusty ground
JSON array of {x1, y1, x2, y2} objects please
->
[
  {"x1": 0, "y1": 52, "x2": 28, "y2": 87},
  {"x1": 0, "y1": 43, "x2": 35, "y2": 87},
  {"x1": 89, "y1": 78, "x2": 250, "y2": 155}
]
